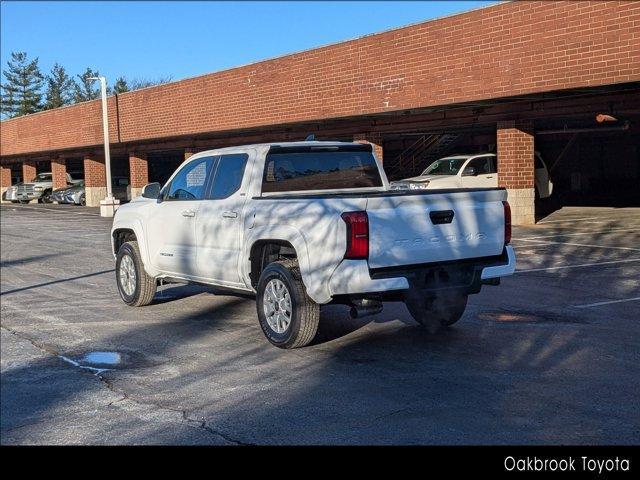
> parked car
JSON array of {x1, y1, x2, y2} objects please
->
[
  {"x1": 50, "y1": 180, "x2": 85, "y2": 205},
  {"x1": 111, "y1": 141, "x2": 515, "y2": 348},
  {"x1": 392, "y1": 152, "x2": 553, "y2": 199},
  {"x1": 50, "y1": 176, "x2": 130, "y2": 206},
  {"x1": 3, "y1": 183, "x2": 21, "y2": 202},
  {"x1": 15, "y1": 172, "x2": 82, "y2": 203}
]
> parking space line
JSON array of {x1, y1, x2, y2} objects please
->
[
  {"x1": 572, "y1": 297, "x2": 640, "y2": 309},
  {"x1": 518, "y1": 227, "x2": 640, "y2": 240},
  {"x1": 538, "y1": 216, "x2": 600, "y2": 224},
  {"x1": 515, "y1": 258, "x2": 640, "y2": 273},
  {"x1": 516, "y1": 238, "x2": 640, "y2": 252}
]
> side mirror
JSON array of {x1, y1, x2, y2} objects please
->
[
  {"x1": 462, "y1": 166, "x2": 476, "y2": 177},
  {"x1": 141, "y1": 182, "x2": 161, "y2": 199}
]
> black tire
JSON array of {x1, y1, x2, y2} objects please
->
[
  {"x1": 115, "y1": 241, "x2": 156, "y2": 307},
  {"x1": 40, "y1": 190, "x2": 53, "y2": 204},
  {"x1": 80, "y1": 194, "x2": 86, "y2": 206},
  {"x1": 18, "y1": 200, "x2": 29, "y2": 204},
  {"x1": 405, "y1": 291, "x2": 468, "y2": 334},
  {"x1": 256, "y1": 258, "x2": 319, "y2": 349}
]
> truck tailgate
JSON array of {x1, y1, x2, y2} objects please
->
[{"x1": 366, "y1": 189, "x2": 507, "y2": 269}]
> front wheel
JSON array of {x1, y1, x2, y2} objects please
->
[
  {"x1": 256, "y1": 259, "x2": 320, "y2": 349},
  {"x1": 39, "y1": 190, "x2": 53, "y2": 203},
  {"x1": 116, "y1": 241, "x2": 156, "y2": 306},
  {"x1": 405, "y1": 291, "x2": 468, "y2": 334}
]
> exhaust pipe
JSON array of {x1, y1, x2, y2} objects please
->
[{"x1": 349, "y1": 299, "x2": 383, "y2": 319}]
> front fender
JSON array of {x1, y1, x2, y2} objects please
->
[{"x1": 111, "y1": 216, "x2": 160, "y2": 278}]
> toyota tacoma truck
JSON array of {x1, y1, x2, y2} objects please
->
[{"x1": 111, "y1": 141, "x2": 516, "y2": 348}]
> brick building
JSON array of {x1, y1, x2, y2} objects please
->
[{"x1": 1, "y1": 0, "x2": 639, "y2": 223}]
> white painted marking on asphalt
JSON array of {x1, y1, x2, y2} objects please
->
[
  {"x1": 572, "y1": 297, "x2": 640, "y2": 309},
  {"x1": 518, "y1": 228, "x2": 640, "y2": 240},
  {"x1": 58, "y1": 355, "x2": 111, "y2": 375},
  {"x1": 515, "y1": 258, "x2": 640, "y2": 273},
  {"x1": 517, "y1": 238, "x2": 640, "y2": 252},
  {"x1": 538, "y1": 216, "x2": 600, "y2": 224}
]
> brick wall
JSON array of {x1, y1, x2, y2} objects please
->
[
  {"x1": 83, "y1": 155, "x2": 106, "y2": 188},
  {"x1": 497, "y1": 120, "x2": 535, "y2": 189},
  {"x1": 51, "y1": 157, "x2": 67, "y2": 190},
  {"x1": 22, "y1": 161, "x2": 36, "y2": 183},
  {"x1": 2, "y1": 1, "x2": 639, "y2": 158},
  {"x1": 1, "y1": 165, "x2": 11, "y2": 187},
  {"x1": 129, "y1": 152, "x2": 148, "y2": 188}
]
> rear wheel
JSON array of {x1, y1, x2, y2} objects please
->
[
  {"x1": 256, "y1": 259, "x2": 319, "y2": 349},
  {"x1": 79, "y1": 194, "x2": 86, "y2": 206},
  {"x1": 405, "y1": 291, "x2": 468, "y2": 334},
  {"x1": 116, "y1": 241, "x2": 156, "y2": 306}
]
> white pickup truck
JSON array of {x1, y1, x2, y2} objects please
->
[{"x1": 111, "y1": 141, "x2": 515, "y2": 348}]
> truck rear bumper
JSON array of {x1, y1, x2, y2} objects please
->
[
  {"x1": 480, "y1": 245, "x2": 516, "y2": 280},
  {"x1": 328, "y1": 246, "x2": 515, "y2": 302},
  {"x1": 328, "y1": 260, "x2": 410, "y2": 299}
]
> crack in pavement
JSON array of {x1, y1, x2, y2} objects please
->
[{"x1": 0, "y1": 324, "x2": 251, "y2": 445}]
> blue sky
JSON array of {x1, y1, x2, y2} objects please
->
[{"x1": 1, "y1": 1, "x2": 494, "y2": 85}]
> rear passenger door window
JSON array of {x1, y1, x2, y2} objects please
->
[{"x1": 208, "y1": 154, "x2": 248, "y2": 199}]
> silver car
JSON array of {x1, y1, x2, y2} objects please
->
[{"x1": 51, "y1": 177, "x2": 130, "y2": 206}]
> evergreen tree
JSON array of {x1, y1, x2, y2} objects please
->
[
  {"x1": 1, "y1": 51, "x2": 44, "y2": 118},
  {"x1": 112, "y1": 76, "x2": 129, "y2": 94},
  {"x1": 44, "y1": 63, "x2": 75, "y2": 109},
  {"x1": 74, "y1": 67, "x2": 101, "y2": 102}
]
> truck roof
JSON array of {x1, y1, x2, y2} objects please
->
[{"x1": 194, "y1": 140, "x2": 367, "y2": 157}]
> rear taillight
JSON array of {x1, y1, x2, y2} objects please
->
[
  {"x1": 503, "y1": 201, "x2": 511, "y2": 245},
  {"x1": 341, "y1": 211, "x2": 369, "y2": 259}
]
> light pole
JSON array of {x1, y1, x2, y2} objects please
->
[{"x1": 88, "y1": 76, "x2": 117, "y2": 216}]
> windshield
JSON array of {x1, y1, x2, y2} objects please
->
[
  {"x1": 32, "y1": 173, "x2": 52, "y2": 182},
  {"x1": 422, "y1": 158, "x2": 468, "y2": 176}
]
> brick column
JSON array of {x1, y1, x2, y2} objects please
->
[
  {"x1": 51, "y1": 157, "x2": 68, "y2": 191},
  {"x1": 83, "y1": 154, "x2": 107, "y2": 207},
  {"x1": 23, "y1": 160, "x2": 36, "y2": 184},
  {"x1": 497, "y1": 120, "x2": 535, "y2": 225},
  {"x1": 129, "y1": 152, "x2": 148, "y2": 199},
  {"x1": 354, "y1": 133, "x2": 383, "y2": 163},
  {"x1": 0, "y1": 164, "x2": 11, "y2": 203}
]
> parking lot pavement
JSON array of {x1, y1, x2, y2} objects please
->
[{"x1": 1, "y1": 203, "x2": 638, "y2": 445}]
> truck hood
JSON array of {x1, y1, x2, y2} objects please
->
[{"x1": 401, "y1": 174, "x2": 455, "y2": 183}]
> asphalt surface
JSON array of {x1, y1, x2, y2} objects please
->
[{"x1": 1, "y1": 203, "x2": 639, "y2": 445}]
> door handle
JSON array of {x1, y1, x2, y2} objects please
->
[
  {"x1": 222, "y1": 211, "x2": 238, "y2": 218},
  {"x1": 181, "y1": 209, "x2": 196, "y2": 217}
]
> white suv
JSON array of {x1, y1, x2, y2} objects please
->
[{"x1": 394, "y1": 152, "x2": 553, "y2": 199}]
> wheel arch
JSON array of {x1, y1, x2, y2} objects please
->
[{"x1": 243, "y1": 226, "x2": 312, "y2": 293}]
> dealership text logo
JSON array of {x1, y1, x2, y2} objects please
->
[{"x1": 504, "y1": 456, "x2": 630, "y2": 474}]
